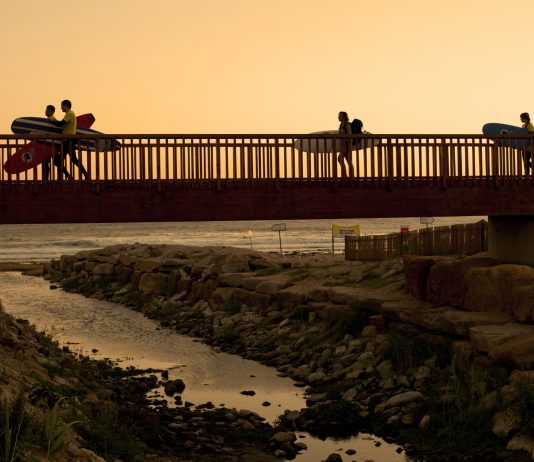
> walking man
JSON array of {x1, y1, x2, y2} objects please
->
[{"x1": 51, "y1": 100, "x2": 88, "y2": 179}]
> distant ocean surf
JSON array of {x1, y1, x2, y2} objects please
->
[{"x1": 0, "y1": 217, "x2": 485, "y2": 262}]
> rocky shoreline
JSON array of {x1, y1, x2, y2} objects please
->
[{"x1": 4, "y1": 244, "x2": 534, "y2": 461}]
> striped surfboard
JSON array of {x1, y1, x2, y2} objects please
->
[{"x1": 11, "y1": 117, "x2": 121, "y2": 152}]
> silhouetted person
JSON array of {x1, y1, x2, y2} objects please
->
[
  {"x1": 521, "y1": 112, "x2": 534, "y2": 170},
  {"x1": 338, "y1": 111, "x2": 354, "y2": 178},
  {"x1": 51, "y1": 100, "x2": 88, "y2": 179}
]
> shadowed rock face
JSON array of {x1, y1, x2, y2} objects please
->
[{"x1": 404, "y1": 255, "x2": 534, "y2": 323}]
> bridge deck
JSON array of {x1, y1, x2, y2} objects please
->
[{"x1": 1, "y1": 134, "x2": 534, "y2": 223}]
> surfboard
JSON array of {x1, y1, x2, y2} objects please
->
[
  {"x1": 3, "y1": 114, "x2": 97, "y2": 174},
  {"x1": 10, "y1": 116, "x2": 121, "y2": 153},
  {"x1": 293, "y1": 130, "x2": 381, "y2": 153},
  {"x1": 482, "y1": 123, "x2": 533, "y2": 150}
]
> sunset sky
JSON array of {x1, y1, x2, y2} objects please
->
[{"x1": 1, "y1": 0, "x2": 532, "y2": 135}]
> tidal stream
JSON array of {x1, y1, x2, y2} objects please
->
[{"x1": 0, "y1": 272, "x2": 408, "y2": 462}]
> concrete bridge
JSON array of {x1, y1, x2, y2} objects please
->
[{"x1": 1, "y1": 133, "x2": 533, "y2": 264}]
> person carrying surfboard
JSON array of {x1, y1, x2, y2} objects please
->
[
  {"x1": 42, "y1": 105, "x2": 56, "y2": 180},
  {"x1": 338, "y1": 111, "x2": 354, "y2": 178},
  {"x1": 50, "y1": 100, "x2": 89, "y2": 180}
]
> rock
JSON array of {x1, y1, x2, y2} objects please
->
[
  {"x1": 236, "y1": 418, "x2": 255, "y2": 430},
  {"x1": 285, "y1": 410, "x2": 301, "y2": 421},
  {"x1": 489, "y1": 333, "x2": 534, "y2": 369},
  {"x1": 307, "y1": 371, "x2": 327, "y2": 384},
  {"x1": 139, "y1": 273, "x2": 170, "y2": 295},
  {"x1": 271, "y1": 431, "x2": 297, "y2": 443},
  {"x1": 163, "y1": 379, "x2": 185, "y2": 396},
  {"x1": 322, "y1": 454, "x2": 343, "y2": 462},
  {"x1": 403, "y1": 256, "x2": 441, "y2": 300},
  {"x1": 134, "y1": 259, "x2": 162, "y2": 273},
  {"x1": 413, "y1": 366, "x2": 431, "y2": 381},
  {"x1": 278, "y1": 319, "x2": 290, "y2": 329},
  {"x1": 512, "y1": 285, "x2": 534, "y2": 322},
  {"x1": 419, "y1": 415, "x2": 430, "y2": 429},
  {"x1": 248, "y1": 257, "x2": 277, "y2": 270},
  {"x1": 361, "y1": 325, "x2": 378, "y2": 337},
  {"x1": 93, "y1": 263, "x2": 115, "y2": 276},
  {"x1": 426, "y1": 256, "x2": 500, "y2": 307},
  {"x1": 326, "y1": 286, "x2": 365, "y2": 305},
  {"x1": 375, "y1": 360, "x2": 394, "y2": 380},
  {"x1": 240, "y1": 390, "x2": 256, "y2": 396},
  {"x1": 385, "y1": 391, "x2": 424, "y2": 409},
  {"x1": 342, "y1": 388, "x2": 358, "y2": 402},
  {"x1": 212, "y1": 287, "x2": 271, "y2": 309},
  {"x1": 218, "y1": 273, "x2": 252, "y2": 288},
  {"x1": 463, "y1": 264, "x2": 534, "y2": 314},
  {"x1": 492, "y1": 410, "x2": 518, "y2": 438},
  {"x1": 401, "y1": 414, "x2": 415, "y2": 425},
  {"x1": 506, "y1": 433, "x2": 534, "y2": 456},
  {"x1": 255, "y1": 280, "x2": 286, "y2": 295},
  {"x1": 470, "y1": 323, "x2": 534, "y2": 353}
]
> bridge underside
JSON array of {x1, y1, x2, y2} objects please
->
[{"x1": 1, "y1": 180, "x2": 533, "y2": 224}]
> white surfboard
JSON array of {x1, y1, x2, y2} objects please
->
[{"x1": 293, "y1": 130, "x2": 381, "y2": 153}]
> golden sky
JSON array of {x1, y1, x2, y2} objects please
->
[{"x1": 1, "y1": 0, "x2": 532, "y2": 134}]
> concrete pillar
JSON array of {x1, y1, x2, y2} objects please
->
[{"x1": 488, "y1": 216, "x2": 534, "y2": 266}]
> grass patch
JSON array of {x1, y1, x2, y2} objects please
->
[
  {"x1": 217, "y1": 301, "x2": 242, "y2": 314},
  {"x1": 288, "y1": 306, "x2": 310, "y2": 322},
  {"x1": 77, "y1": 401, "x2": 146, "y2": 462},
  {"x1": 384, "y1": 334, "x2": 450, "y2": 373},
  {"x1": 400, "y1": 361, "x2": 504, "y2": 459},
  {"x1": 326, "y1": 303, "x2": 369, "y2": 339}
]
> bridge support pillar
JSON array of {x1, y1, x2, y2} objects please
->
[{"x1": 488, "y1": 216, "x2": 534, "y2": 266}]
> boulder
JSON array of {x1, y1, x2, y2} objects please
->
[
  {"x1": 218, "y1": 273, "x2": 253, "y2": 288},
  {"x1": 470, "y1": 324, "x2": 534, "y2": 353},
  {"x1": 463, "y1": 265, "x2": 534, "y2": 314},
  {"x1": 255, "y1": 280, "x2": 286, "y2": 295},
  {"x1": 426, "y1": 256, "x2": 500, "y2": 307},
  {"x1": 134, "y1": 259, "x2": 163, "y2": 273},
  {"x1": 506, "y1": 433, "x2": 534, "y2": 456},
  {"x1": 489, "y1": 333, "x2": 534, "y2": 369},
  {"x1": 271, "y1": 432, "x2": 296, "y2": 443},
  {"x1": 403, "y1": 256, "x2": 441, "y2": 299},
  {"x1": 385, "y1": 391, "x2": 423, "y2": 408},
  {"x1": 492, "y1": 410, "x2": 518, "y2": 438},
  {"x1": 511, "y1": 285, "x2": 534, "y2": 322},
  {"x1": 139, "y1": 273, "x2": 170, "y2": 295},
  {"x1": 93, "y1": 263, "x2": 115, "y2": 276},
  {"x1": 211, "y1": 287, "x2": 271, "y2": 308},
  {"x1": 325, "y1": 286, "x2": 366, "y2": 305}
]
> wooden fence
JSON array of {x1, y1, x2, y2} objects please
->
[{"x1": 345, "y1": 221, "x2": 488, "y2": 261}]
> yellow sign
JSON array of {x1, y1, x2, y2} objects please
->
[{"x1": 332, "y1": 224, "x2": 360, "y2": 239}]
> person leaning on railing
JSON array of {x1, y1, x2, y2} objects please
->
[
  {"x1": 520, "y1": 112, "x2": 534, "y2": 170},
  {"x1": 50, "y1": 99, "x2": 89, "y2": 180}
]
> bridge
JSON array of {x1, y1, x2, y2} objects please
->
[{"x1": 1, "y1": 133, "x2": 534, "y2": 263}]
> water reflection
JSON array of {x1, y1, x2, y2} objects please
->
[{"x1": 0, "y1": 272, "x2": 409, "y2": 462}]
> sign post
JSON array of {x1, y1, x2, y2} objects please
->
[
  {"x1": 245, "y1": 229, "x2": 253, "y2": 250},
  {"x1": 331, "y1": 224, "x2": 360, "y2": 254},
  {"x1": 271, "y1": 223, "x2": 286, "y2": 255},
  {"x1": 420, "y1": 216, "x2": 435, "y2": 229}
]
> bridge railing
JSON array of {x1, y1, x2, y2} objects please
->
[{"x1": 1, "y1": 134, "x2": 533, "y2": 190}]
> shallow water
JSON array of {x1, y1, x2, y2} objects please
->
[{"x1": 0, "y1": 272, "x2": 409, "y2": 462}]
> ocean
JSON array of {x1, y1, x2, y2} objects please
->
[{"x1": 0, "y1": 216, "x2": 485, "y2": 261}]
